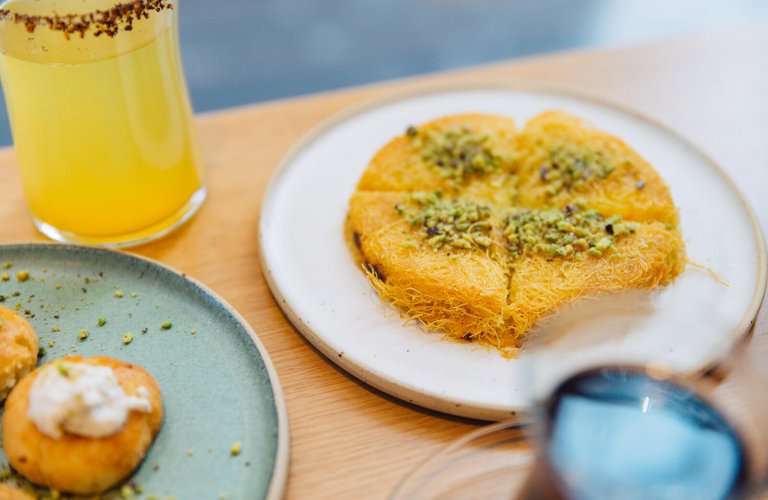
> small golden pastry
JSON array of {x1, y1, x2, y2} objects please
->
[
  {"x1": 0, "y1": 305, "x2": 38, "y2": 402},
  {"x1": 0, "y1": 483, "x2": 35, "y2": 500},
  {"x1": 2, "y1": 356, "x2": 163, "y2": 495}
]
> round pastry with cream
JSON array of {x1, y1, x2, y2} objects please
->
[
  {"x1": 2, "y1": 356, "x2": 163, "y2": 495},
  {"x1": 0, "y1": 305, "x2": 38, "y2": 403}
]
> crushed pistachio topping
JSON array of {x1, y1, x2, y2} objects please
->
[
  {"x1": 1, "y1": 272, "x2": 8, "y2": 281},
  {"x1": 114, "y1": 290, "x2": 125, "y2": 298},
  {"x1": 16, "y1": 270, "x2": 29, "y2": 282},
  {"x1": 504, "y1": 205, "x2": 637, "y2": 260},
  {"x1": 160, "y1": 321, "x2": 172, "y2": 330},
  {"x1": 78, "y1": 329, "x2": 89, "y2": 340},
  {"x1": 407, "y1": 125, "x2": 504, "y2": 184},
  {"x1": 122, "y1": 332, "x2": 133, "y2": 345},
  {"x1": 537, "y1": 143, "x2": 618, "y2": 197},
  {"x1": 56, "y1": 361, "x2": 70, "y2": 377},
  {"x1": 1, "y1": 261, "x2": 11, "y2": 269},
  {"x1": 396, "y1": 192, "x2": 494, "y2": 250},
  {"x1": 97, "y1": 317, "x2": 107, "y2": 327}
]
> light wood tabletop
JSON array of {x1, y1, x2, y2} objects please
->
[{"x1": 1, "y1": 21, "x2": 767, "y2": 499}]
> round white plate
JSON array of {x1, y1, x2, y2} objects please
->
[{"x1": 259, "y1": 83, "x2": 766, "y2": 420}]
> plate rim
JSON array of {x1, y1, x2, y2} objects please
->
[
  {"x1": 0, "y1": 242, "x2": 290, "y2": 499},
  {"x1": 258, "y1": 79, "x2": 768, "y2": 420}
]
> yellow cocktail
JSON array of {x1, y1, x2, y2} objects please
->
[{"x1": 0, "y1": 0, "x2": 205, "y2": 246}]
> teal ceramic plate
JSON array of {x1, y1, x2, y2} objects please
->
[{"x1": 0, "y1": 244, "x2": 289, "y2": 499}]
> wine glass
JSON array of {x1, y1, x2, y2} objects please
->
[{"x1": 393, "y1": 291, "x2": 768, "y2": 499}]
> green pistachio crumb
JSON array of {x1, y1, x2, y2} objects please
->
[
  {"x1": 51, "y1": 327, "x2": 61, "y2": 332},
  {"x1": 1, "y1": 261, "x2": 11, "y2": 269},
  {"x1": 56, "y1": 361, "x2": 70, "y2": 377},
  {"x1": 230, "y1": 441, "x2": 242, "y2": 456},
  {"x1": 16, "y1": 270, "x2": 29, "y2": 282},
  {"x1": 78, "y1": 329, "x2": 89, "y2": 340},
  {"x1": 595, "y1": 237, "x2": 613, "y2": 252},
  {"x1": 131, "y1": 292, "x2": 138, "y2": 298},
  {"x1": 97, "y1": 317, "x2": 107, "y2": 327},
  {"x1": 121, "y1": 485, "x2": 134, "y2": 498},
  {"x1": 48, "y1": 340, "x2": 55, "y2": 348},
  {"x1": 122, "y1": 332, "x2": 133, "y2": 345},
  {"x1": 161, "y1": 321, "x2": 172, "y2": 330},
  {"x1": 191, "y1": 329, "x2": 197, "y2": 335},
  {"x1": 114, "y1": 290, "x2": 124, "y2": 298},
  {"x1": 187, "y1": 449, "x2": 194, "y2": 457},
  {"x1": 54, "y1": 283, "x2": 62, "y2": 289},
  {"x1": 1, "y1": 272, "x2": 8, "y2": 281}
]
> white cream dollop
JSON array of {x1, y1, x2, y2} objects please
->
[{"x1": 27, "y1": 361, "x2": 152, "y2": 439}]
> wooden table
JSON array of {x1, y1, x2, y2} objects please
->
[{"x1": 1, "y1": 22, "x2": 767, "y2": 499}]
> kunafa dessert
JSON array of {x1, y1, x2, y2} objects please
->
[{"x1": 346, "y1": 111, "x2": 685, "y2": 355}]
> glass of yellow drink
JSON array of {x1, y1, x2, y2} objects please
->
[{"x1": 0, "y1": 0, "x2": 205, "y2": 247}]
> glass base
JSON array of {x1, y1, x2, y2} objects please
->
[
  {"x1": 392, "y1": 419, "x2": 535, "y2": 499},
  {"x1": 32, "y1": 186, "x2": 207, "y2": 249}
]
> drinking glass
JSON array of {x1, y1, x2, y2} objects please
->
[
  {"x1": 0, "y1": 0, "x2": 206, "y2": 247},
  {"x1": 394, "y1": 292, "x2": 768, "y2": 499}
]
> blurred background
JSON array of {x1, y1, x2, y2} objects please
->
[{"x1": 0, "y1": 0, "x2": 766, "y2": 146}]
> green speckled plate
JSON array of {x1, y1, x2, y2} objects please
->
[{"x1": 0, "y1": 244, "x2": 289, "y2": 499}]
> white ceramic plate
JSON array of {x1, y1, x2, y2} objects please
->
[{"x1": 259, "y1": 83, "x2": 766, "y2": 420}]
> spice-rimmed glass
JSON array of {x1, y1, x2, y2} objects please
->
[{"x1": 0, "y1": 0, "x2": 205, "y2": 247}]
